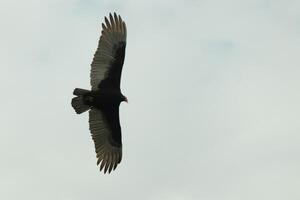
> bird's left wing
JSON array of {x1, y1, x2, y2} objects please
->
[
  {"x1": 89, "y1": 108, "x2": 122, "y2": 173},
  {"x1": 90, "y1": 13, "x2": 127, "y2": 91}
]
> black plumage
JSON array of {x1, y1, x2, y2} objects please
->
[{"x1": 71, "y1": 13, "x2": 127, "y2": 174}]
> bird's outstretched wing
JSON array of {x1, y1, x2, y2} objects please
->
[
  {"x1": 89, "y1": 108, "x2": 122, "y2": 173},
  {"x1": 90, "y1": 12, "x2": 127, "y2": 91}
]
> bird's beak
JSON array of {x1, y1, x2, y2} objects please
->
[{"x1": 125, "y1": 97, "x2": 128, "y2": 103}]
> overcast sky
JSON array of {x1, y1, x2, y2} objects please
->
[{"x1": 1, "y1": 0, "x2": 300, "y2": 199}]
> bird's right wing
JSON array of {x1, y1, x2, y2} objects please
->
[
  {"x1": 89, "y1": 108, "x2": 122, "y2": 173},
  {"x1": 90, "y1": 13, "x2": 127, "y2": 91}
]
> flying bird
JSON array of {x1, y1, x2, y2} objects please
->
[{"x1": 71, "y1": 13, "x2": 127, "y2": 174}]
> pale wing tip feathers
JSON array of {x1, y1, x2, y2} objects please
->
[
  {"x1": 96, "y1": 145, "x2": 122, "y2": 174},
  {"x1": 103, "y1": 12, "x2": 127, "y2": 42}
]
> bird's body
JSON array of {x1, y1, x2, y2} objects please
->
[
  {"x1": 71, "y1": 13, "x2": 127, "y2": 173},
  {"x1": 88, "y1": 90, "x2": 125, "y2": 107}
]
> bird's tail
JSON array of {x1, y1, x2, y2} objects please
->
[{"x1": 71, "y1": 88, "x2": 91, "y2": 114}]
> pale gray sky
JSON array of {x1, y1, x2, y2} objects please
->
[{"x1": 1, "y1": 0, "x2": 300, "y2": 199}]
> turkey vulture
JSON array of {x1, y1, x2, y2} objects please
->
[{"x1": 71, "y1": 13, "x2": 127, "y2": 174}]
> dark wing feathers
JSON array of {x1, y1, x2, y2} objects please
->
[
  {"x1": 89, "y1": 108, "x2": 122, "y2": 174},
  {"x1": 90, "y1": 12, "x2": 127, "y2": 91},
  {"x1": 98, "y1": 42, "x2": 126, "y2": 90}
]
